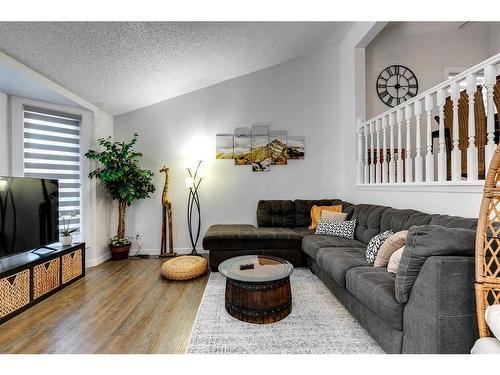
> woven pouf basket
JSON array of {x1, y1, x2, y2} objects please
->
[{"x1": 161, "y1": 256, "x2": 208, "y2": 281}]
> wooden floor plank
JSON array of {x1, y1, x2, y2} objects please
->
[{"x1": 0, "y1": 258, "x2": 209, "y2": 354}]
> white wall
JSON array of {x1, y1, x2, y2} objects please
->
[
  {"x1": 0, "y1": 92, "x2": 9, "y2": 175},
  {"x1": 339, "y1": 22, "x2": 485, "y2": 220},
  {"x1": 490, "y1": 23, "x2": 500, "y2": 54},
  {"x1": 114, "y1": 46, "x2": 341, "y2": 253},
  {"x1": 366, "y1": 22, "x2": 493, "y2": 118}
]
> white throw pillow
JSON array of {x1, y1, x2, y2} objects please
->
[
  {"x1": 366, "y1": 230, "x2": 393, "y2": 264},
  {"x1": 315, "y1": 219, "x2": 356, "y2": 239},
  {"x1": 486, "y1": 304, "x2": 500, "y2": 339},
  {"x1": 387, "y1": 246, "x2": 404, "y2": 273}
]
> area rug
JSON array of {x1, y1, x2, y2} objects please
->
[{"x1": 186, "y1": 268, "x2": 384, "y2": 354}]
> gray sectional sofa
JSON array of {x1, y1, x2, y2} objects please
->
[{"x1": 202, "y1": 199, "x2": 478, "y2": 353}]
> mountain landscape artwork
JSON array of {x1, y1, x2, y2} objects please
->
[{"x1": 216, "y1": 124, "x2": 305, "y2": 172}]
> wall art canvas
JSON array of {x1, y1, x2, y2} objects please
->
[
  {"x1": 217, "y1": 124, "x2": 304, "y2": 172},
  {"x1": 234, "y1": 127, "x2": 251, "y2": 165},
  {"x1": 286, "y1": 136, "x2": 305, "y2": 160},
  {"x1": 250, "y1": 124, "x2": 271, "y2": 172},
  {"x1": 216, "y1": 134, "x2": 234, "y2": 160},
  {"x1": 269, "y1": 130, "x2": 287, "y2": 165}
]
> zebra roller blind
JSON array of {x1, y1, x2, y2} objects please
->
[{"x1": 23, "y1": 105, "x2": 82, "y2": 233}]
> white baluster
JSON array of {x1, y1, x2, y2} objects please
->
[
  {"x1": 357, "y1": 119, "x2": 364, "y2": 184},
  {"x1": 405, "y1": 104, "x2": 413, "y2": 183},
  {"x1": 485, "y1": 64, "x2": 497, "y2": 168},
  {"x1": 375, "y1": 118, "x2": 381, "y2": 183},
  {"x1": 425, "y1": 94, "x2": 435, "y2": 182},
  {"x1": 466, "y1": 74, "x2": 478, "y2": 181},
  {"x1": 414, "y1": 99, "x2": 423, "y2": 182},
  {"x1": 389, "y1": 112, "x2": 396, "y2": 183},
  {"x1": 396, "y1": 109, "x2": 404, "y2": 183},
  {"x1": 437, "y1": 88, "x2": 447, "y2": 182},
  {"x1": 370, "y1": 121, "x2": 375, "y2": 184},
  {"x1": 364, "y1": 123, "x2": 369, "y2": 184},
  {"x1": 450, "y1": 81, "x2": 461, "y2": 181},
  {"x1": 382, "y1": 116, "x2": 388, "y2": 183}
]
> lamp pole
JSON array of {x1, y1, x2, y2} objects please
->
[{"x1": 185, "y1": 160, "x2": 203, "y2": 256}]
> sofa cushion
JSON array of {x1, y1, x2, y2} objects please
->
[
  {"x1": 346, "y1": 267, "x2": 404, "y2": 330},
  {"x1": 395, "y1": 225, "x2": 476, "y2": 304},
  {"x1": 293, "y1": 227, "x2": 314, "y2": 237},
  {"x1": 349, "y1": 204, "x2": 391, "y2": 244},
  {"x1": 379, "y1": 208, "x2": 432, "y2": 233},
  {"x1": 202, "y1": 224, "x2": 303, "y2": 251},
  {"x1": 316, "y1": 247, "x2": 367, "y2": 287},
  {"x1": 301, "y1": 234, "x2": 365, "y2": 260},
  {"x1": 428, "y1": 214, "x2": 477, "y2": 230},
  {"x1": 257, "y1": 200, "x2": 295, "y2": 227},
  {"x1": 294, "y1": 199, "x2": 344, "y2": 227}
]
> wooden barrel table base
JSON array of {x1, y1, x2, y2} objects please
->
[{"x1": 224, "y1": 276, "x2": 292, "y2": 324}]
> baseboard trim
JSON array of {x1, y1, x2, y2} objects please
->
[
  {"x1": 86, "y1": 252, "x2": 111, "y2": 268},
  {"x1": 85, "y1": 248, "x2": 208, "y2": 268}
]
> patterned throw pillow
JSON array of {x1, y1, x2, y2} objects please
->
[
  {"x1": 366, "y1": 230, "x2": 393, "y2": 264},
  {"x1": 315, "y1": 219, "x2": 357, "y2": 239}
]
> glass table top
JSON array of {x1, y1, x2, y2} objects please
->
[{"x1": 218, "y1": 255, "x2": 294, "y2": 282}]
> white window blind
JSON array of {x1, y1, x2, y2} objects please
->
[{"x1": 23, "y1": 105, "x2": 82, "y2": 233}]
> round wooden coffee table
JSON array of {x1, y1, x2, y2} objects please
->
[{"x1": 218, "y1": 255, "x2": 294, "y2": 324}]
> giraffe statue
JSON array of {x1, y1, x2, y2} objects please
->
[{"x1": 159, "y1": 166, "x2": 176, "y2": 257}]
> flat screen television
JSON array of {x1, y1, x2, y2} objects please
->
[{"x1": 0, "y1": 176, "x2": 59, "y2": 258}]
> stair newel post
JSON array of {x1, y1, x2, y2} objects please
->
[
  {"x1": 450, "y1": 81, "x2": 461, "y2": 181},
  {"x1": 437, "y1": 88, "x2": 447, "y2": 182},
  {"x1": 389, "y1": 112, "x2": 396, "y2": 183},
  {"x1": 369, "y1": 121, "x2": 375, "y2": 184},
  {"x1": 382, "y1": 115, "x2": 388, "y2": 183},
  {"x1": 404, "y1": 104, "x2": 413, "y2": 183},
  {"x1": 466, "y1": 73, "x2": 478, "y2": 181},
  {"x1": 375, "y1": 118, "x2": 381, "y2": 184},
  {"x1": 414, "y1": 99, "x2": 423, "y2": 182},
  {"x1": 364, "y1": 123, "x2": 369, "y2": 184},
  {"x1": 485, "y1": 64, "x2": 497, "y2": 168},
  {"x1": 357, "y1": 119, "x2": 364, "y2": 184},
  {"x1": 396, "y1": 108, "x2": 404, "y2": 183},
  {"x1": 424, "y1": 94, "x2": 435, "y2": 182}
]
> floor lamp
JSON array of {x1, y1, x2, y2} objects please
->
[{"x1": 185, "y1": 160, "x2": 204, "y2": 256}]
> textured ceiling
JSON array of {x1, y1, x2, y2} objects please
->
[{"x1": 0, "y1": 22, "x2": 352, "y2": 115}]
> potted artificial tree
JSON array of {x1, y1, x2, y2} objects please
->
[{"x1": 85, "y1": 133, "x2": 155, "y2": 260}]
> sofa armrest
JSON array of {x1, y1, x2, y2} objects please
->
[{"x1": 402, "y1": 256, "x2": 478, "y2": 353}]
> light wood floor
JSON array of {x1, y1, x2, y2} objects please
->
[{"x1": 0, "y1": 258, "x2": 209, "y2": 353}]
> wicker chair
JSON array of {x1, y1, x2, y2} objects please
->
[{"x1": 475, "y1": 145, "x2": 500, "y2": 337}]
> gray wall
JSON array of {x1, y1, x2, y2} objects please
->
[
  {"x1": 365, "y1": 22, "x2": 494, "y2": 118},
  {"x1": 114, "y1": 46, "x2": 341, "y2": 253}
]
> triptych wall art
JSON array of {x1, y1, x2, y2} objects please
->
[{"x1": 216, "y1": 124, "x2": 305, "y2": 172}]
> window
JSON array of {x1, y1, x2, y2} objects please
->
[{"x1": 22, "y1": 105, "x2": 82, "y2": 234}]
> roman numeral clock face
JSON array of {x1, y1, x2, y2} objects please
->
[{"x1": 376, "y1": 65, "x2": 418, "y2": 107}]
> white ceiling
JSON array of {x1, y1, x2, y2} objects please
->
[{"x1": 0, "y1": 22, "x2": 352, "y2": 116}]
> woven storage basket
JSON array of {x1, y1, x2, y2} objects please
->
[
  {"x1": 476, "y1": 145, "x2": 500, "y2": 337},
  {"x1": 161, "y1": 256, "x2": 207, "y2": 281},
  {"x1": 0, "y1": 269, "x2": 30, "y2": 318},
  {"x1": 62, "y1": 249, "x2": 83, "y2": 284},
  {"x1": 33, "y1": 258, "x2": 60, "y2": 299}
]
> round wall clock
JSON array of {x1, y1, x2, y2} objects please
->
[{"x1": 376, "y1": 65, "x2": 418, "y2": 107}]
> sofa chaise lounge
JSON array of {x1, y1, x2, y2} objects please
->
[{"x1": 202, "y1": 199, "x2": 479, "y2": 354}]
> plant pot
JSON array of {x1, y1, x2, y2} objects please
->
[
  {"x1": 60, "y1": 235, "x2": 73, "y2": 246},
  {"x1": 110, "y1": 243, "x2": 131, "y2": 261}
]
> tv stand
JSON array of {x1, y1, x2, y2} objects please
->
[{"x1": 0, "y1": 242, "x2": 85, "y2": 325}]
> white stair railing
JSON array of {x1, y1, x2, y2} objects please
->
[{"x1": 358, "y1": 52, "x2": 500, "y2": 185}]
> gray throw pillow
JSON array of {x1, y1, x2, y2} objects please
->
[{"x1": 395, "y1": 225, "x2": 476, "y2": 304}]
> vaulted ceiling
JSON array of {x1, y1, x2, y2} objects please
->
[{"x1": 0, "y1": 22, "x2": 352, "y2": 115}]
